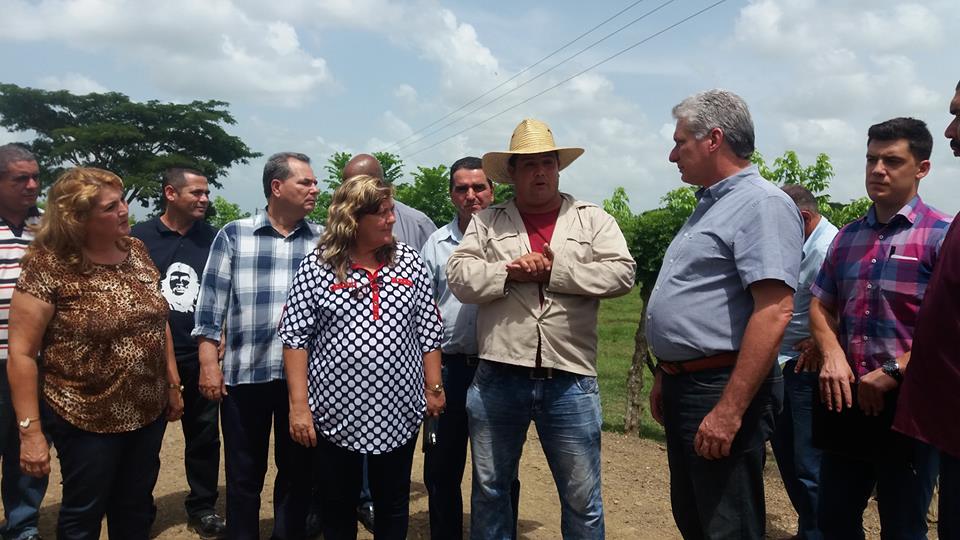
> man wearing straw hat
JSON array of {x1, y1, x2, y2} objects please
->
[{"x1": 447, "y1": 119, "x2": 636, "y2": 539}]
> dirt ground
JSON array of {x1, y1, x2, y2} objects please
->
[{"x1": 19, "y1": 423, "x2": 901, "y2": 539}]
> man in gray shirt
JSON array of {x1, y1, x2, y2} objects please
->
[{"x1": 646, "y1": 89, "x2": 803, "y2": 539}]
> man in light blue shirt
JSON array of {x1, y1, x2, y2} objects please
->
[
  {"x1": 770, "y1": 184, "x2": 838, "y2": 540},
  {"x1": 421, "y1": 156, "x2": 520, "y2": 539}
]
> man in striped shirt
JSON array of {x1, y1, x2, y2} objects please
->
[
  {"x1": 810, "y1": 118, "x2": 949, "y2": 539},
  {"x1": 0, "y1": 144, "x2": 46, "y2": 540},
  {"x1": 192, "y1": 152, "x2": 321, "y2": 540}
]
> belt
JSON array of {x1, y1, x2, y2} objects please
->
[
  {"x1": 443, "y1": 353, "x2": 480, "y2": 367},
  {"x1": 484, "y1": 360, "x2": 556, "y2": 380},
  {"x1": 658, "y1": 351, "x2": 738, "y2": 376}
]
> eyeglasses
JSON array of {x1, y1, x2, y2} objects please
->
[{"x1": 452, "y1": 183, "x2": 489, "y2": 194}]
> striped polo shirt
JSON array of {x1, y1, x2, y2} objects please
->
[{"x1": 0, "y1": 206, "x2": 41, "y2": 362}]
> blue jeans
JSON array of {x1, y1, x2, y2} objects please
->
[
  {"x1": 46, "y1": 408, "x2": 166, "y2": 540},
  {"x1": 466, "y1": 360, "x2": 604, "y2": 540},
  {"x1": 940, "y1": 451, "x2": 960, "y2": 540},
  {"x1": 662, "y1": 365, "x2": 782, "y2": 540},
  {"x1": 0, "y1": 369, "x2": 48, "y2": 540},
  {"x1": 770, "y1": 359, "x2": 823, "y2": 540},
  {"x1": 424, "y1": 354, "x2": 520, "y2": 540},
  {"x1": 818, "y1": 436, "x2": 938, "y2": 540}
]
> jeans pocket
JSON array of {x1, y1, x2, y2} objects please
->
[
  {"x1": 686, "y1": 368, "x2": 730, "y2": 391},
  {"x1": 575, "y1": 374, "x2": 599, "y2": 394},
  {"x1": 472, "y1": 360, "x2": 494, "y2": 389}
]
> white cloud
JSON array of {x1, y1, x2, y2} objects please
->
[
  {"x1": 393, "y1": 84, "x2": 418, "y2": 104},
  {"x1": 37, "y1": 73, "x2": 108, "y2": 95}
]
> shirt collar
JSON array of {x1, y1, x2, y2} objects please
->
[
  {"x1": 253, "y1": 209, "x2": 317, "y2": 238},
  {"x1": 696, "y1": 165, "x2": 758, "y2": 203},
  {"x1": 438, "y1": 219, "x2": 464, "y2": 244},
  {"x1": 865, "y1": 195, "x2": 924, "y2": 228}
]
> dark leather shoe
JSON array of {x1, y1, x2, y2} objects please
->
[
  {"x1": 187, "y1": 513, "x2": 227, "y2": 539},
  {"x1": 357, "y1": 502, "x2": 375, "y2": 533}
]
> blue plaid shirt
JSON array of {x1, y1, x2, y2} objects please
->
[{"x1": 192, "y1": 212, "x2": 322, "y2": 385}]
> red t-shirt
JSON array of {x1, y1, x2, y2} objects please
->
[{"x1": 520, "y1": 208, "x2": 560, "y2": 254}]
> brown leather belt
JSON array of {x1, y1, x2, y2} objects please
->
[{"x1": 658, "y1": 351, "x2": 738, "y2": 375}]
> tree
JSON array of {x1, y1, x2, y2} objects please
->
[
  {"x1": 0, "y1": 83, "x2": 260, "y2": 206},
  {"x1": 207, "y1": 196, "x2": 251, "y2": 229},
  {"x1": 394, "y1": 165, "x2": 453, "y2": 227}
]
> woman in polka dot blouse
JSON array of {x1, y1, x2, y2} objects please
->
[{"x1": 279, "y1": 174, "x2": 445, "y2": 539}]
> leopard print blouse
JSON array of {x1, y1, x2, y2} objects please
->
[{"x1": 17, "y1": 238, "x2": 169, "y2": 433}]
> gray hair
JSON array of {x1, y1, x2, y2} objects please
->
[
  {"x1": 672, "y1": 89, "x2": 755, "y2": 159},
  {"x1": 0, "y1": 143, "x2": 36, "y2": 175},
  {"x1": 262, "y1": 152, "x2": 311, "y2": 199},
  {"x1": 781, "y1": 184, "x2": 818, "y2": 213}
]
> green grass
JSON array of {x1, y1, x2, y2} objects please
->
[{"x1": 596, "y1": 287, "x2": 665, "y2": 440}]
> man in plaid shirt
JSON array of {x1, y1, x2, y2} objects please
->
[
  {"x1": 192, "y1": 152, "x2": 322, "y2": 540},
  {"x1": 810, "y1": 118, "x2": 950, "y2": 539}
]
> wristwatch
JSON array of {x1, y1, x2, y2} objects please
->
[
  {"x1": 17, "y1": 417, "x2": 38, "y2": 430},
  {"x1": 425, "y1": 383, "x2": 444, "y2": 394},
  {"x1": 881, "y1": 360, "x2": 903, "y2": 382}
]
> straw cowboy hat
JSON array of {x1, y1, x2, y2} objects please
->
[{"x1": 482, "y1": 119, "x2": 584, "y2": 184}]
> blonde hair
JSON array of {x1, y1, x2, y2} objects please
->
[
  {"x1": 319, "y1": 174, "x2": 396, "y2": 282},
  {"x1": 26, "y1": 167, "x2": 130, "y2": 273}
]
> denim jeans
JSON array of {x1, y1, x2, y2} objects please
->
[
  {"x1": 662, "y1": 365, "x2": 782, "y2": 540},
  {"x1": 0, "y1": 369, "x2": 48, "y2": 540},
  {"x1": 220, "y1": 381, "x2": 313, "y2": 540},
  {"x1": 818, "y1": 436, "x2": 938, "y2": 540},
  {"x1": 770, "y1": 359, "x2": 823, "y2": 540},
  {"x1": 940, "y1": 450, "x2": 960, "y2": 540},
  {"x1": 466, "y1": 360, "x2": 604, "y2": 540},
  {"x1": 424, "y1": 354, "x2": 520, "y2": 540},
  {"x1": 46, "y1": 408, "x2": 166, "y2": 540},
  {"x1": 316, "y1": 431, "x2": 418, "y2": 540}
]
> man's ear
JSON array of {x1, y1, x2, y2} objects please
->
[
  {"x1": 271, "y1": 178, "x2": 284, "y2": 197},
  {"x1": 707, "y1": 127, "x2": 724, "y2": 152},
  {"x1": 915, "y1": 159, "x2": 931, "y2": 181},
  {"x1": 163, "y1": 184, "x2": 178, "y2": 202}
]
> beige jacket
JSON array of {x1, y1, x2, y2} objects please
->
[{"x1": 447, "y1": 193, "x2": 636, "y2": 376}]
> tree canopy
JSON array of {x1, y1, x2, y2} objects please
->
[{"x1": 0, "y1": 83, "x2": 260, "y2": 206}]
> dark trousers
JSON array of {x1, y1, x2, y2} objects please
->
[
  {"x1": 220, "y1": 380, "x2": 313, "y2": 540},
  {"x1": 317, "y1": 431, "x2": 418, "y2": 540},
  {"x1": 941, "y1": 451, "x2": 960, "y2": 540},
  {"x1": 0, "y1": 368, "x2": 48, "y2": 540},
  {"x1": 423, "y1": 354, "x2": 519, "y2": 540},
  {"x1": 47, "y1": 408, "x2": 166, "y2": 540},
  {"x1": 662, "y1": 365, "x2": 782, "y2": 540},
  {"x1": 176, "y1": 357, "x2": 221, "y2": 519},
  {"x1": 818, "y1": 438, "x2": 938, "y2": 540},
  {"x1": 769, "y1": 359, "x2": 823, "y2": 540}
]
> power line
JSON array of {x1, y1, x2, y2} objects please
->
[
  {"x1": 404, "y1": 0, "x2": 729, "y2": 159},
  {"x1": 383, "y1": 0, "x2": 650, "y2": 151},
  {"x1": 392, "y1": 0, "x2": 675, "y2": 154}
]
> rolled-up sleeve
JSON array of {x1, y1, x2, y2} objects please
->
[
  {"x1": 278, "y1": 253, "x2": 321, "y2": 350},
  {"x1": 547, "y1": 210, "x2": 636, "y2": 298},
  {"x1": 192, "y1": 226, "x2": 234, "y2": 342},
  {"x1": 447, "y1": 216, "x2": 510, "y2": 304},
  {"x1": 733, "y1": 195, "x2": 803, "y2": 291}
]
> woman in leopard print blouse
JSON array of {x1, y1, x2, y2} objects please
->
[{"x1": 7, "y1": 167, "x2": 184, "y2": 539}]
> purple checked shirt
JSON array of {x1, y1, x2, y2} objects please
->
[{"x1": 810, "y1": 196, "x2": 951, "y2": 378}]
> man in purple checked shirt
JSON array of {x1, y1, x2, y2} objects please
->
[
  {"x1": 809, "y1": 117, "x2": 950, "y2": 539},
  {"x1": 893, "y1": 79, "x2": 960, "y2": 540}
]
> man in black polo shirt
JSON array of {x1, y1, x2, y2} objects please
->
[{"x1": 131, "y1": 167, "x2": 225, "y2": 539}]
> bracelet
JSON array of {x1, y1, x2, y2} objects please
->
[
  {"x1": 425, "y1": 383, "x2": 444, "y2": 394},
  {"x1": 169, "y1": 383, "x2": 184, "y2": 392}
]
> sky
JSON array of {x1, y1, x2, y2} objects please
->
[{"x1": 1, "y1": 0, "x2": 958, "y2": 219}]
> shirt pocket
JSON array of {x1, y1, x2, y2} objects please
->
[
  {"x1": 559, "y1": 229, "x2": 594, "y2": 264},
  {"x1": 483, "y1": 230, "x2": 524, "y2": 262},
  {"x1": 879, "y1": 256, "x2": 927, "y2": 310},
  {"x1": 679, "y1": 232, "x2": 728, "y2": 281}
]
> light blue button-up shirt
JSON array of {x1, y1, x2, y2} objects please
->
[
  {"x1": 421, "y1": 218, "x2": 478, "y2": 354},
  {"x1": 778, "y1": 216, "x2": 838, "y2": 365}
]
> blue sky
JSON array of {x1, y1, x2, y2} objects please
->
[{"x1": 2, "y1": 0, "x2": 958, "y2": 218}]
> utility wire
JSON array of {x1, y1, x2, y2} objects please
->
[
  {"x1": 404, "y1": 0, "x2": 729, "y2": 159},
  {"x1": 392, "y1": 0, "x2": 673, "y2": 154},
  {"x1": 384, "y1": 0, "x2": 649, "y2": 151}
]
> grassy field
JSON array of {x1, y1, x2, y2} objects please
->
[{"x1": 595, "y1": 286, "x2": 665, "y2": 440}]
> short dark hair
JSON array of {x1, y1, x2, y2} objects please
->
[
  {"x1": 262, "y1": 152, "x2": 311, "y2": 199},
  {"x1": 867, "y1": 117, "x2": 933, "y2": 162},
  {"x1": 449, "y1": 156, "x2": 492, "y2": 190},
  {"x1": 0, "y1": 143, "x2": 36, "y2": 176},
  {"x1": 781, "y1": 184, "x2": 818, "y2": 213},
  {"x1": 162, "y1": 167, "x2": 206, "y2": 191}
]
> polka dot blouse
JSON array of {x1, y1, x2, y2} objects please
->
[{"x1": 278, "y1": 242, "x2": 443, "y2": 454}]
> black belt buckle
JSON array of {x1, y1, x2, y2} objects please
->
[
  {"x1": 529, "y1": 367, "x2": 553, "y2": 380},
  {"x1": 465, "y1": 356, "x2": 480, "y2": 367}
]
